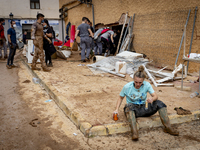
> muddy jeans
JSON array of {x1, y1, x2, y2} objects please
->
[
  {"x1": 80, "y1": 36, "x2": 92, "y2": 60},
  {"x1": 32, "y1": 36, "x2": 46, "y2": 68},
  {"x1": 0, "y1": 40, "x2": 7, "y2": 57},
  {"x1": 124, "y1": 100, "x2": 167, "y2": 118},
  {"x1": 7, "y1": 43, "x2": 16, "y2": 65},
  {"x1": 94, "y1": 41, "x2": 102, "y2": 55}
]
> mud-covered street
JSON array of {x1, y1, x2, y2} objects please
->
[{"x1": 0, "y1": 61, "x2": 199, "y2": 150}]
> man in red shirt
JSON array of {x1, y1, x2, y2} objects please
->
[{"x1": 0, "y1": 18, "x2": 7, "y2": 59}]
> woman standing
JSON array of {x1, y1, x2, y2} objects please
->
[
  {"x1": 114, "y1": 66, "x2": 179, "y2": 140},
  {"x1": 43, "y1": 19, "x2": 54, "y2": 67}
]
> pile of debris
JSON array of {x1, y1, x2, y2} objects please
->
[
  {"x1": 88, "y1": 51, "x2": 184, "y2": 87},
  {"x1": 87, "y1": 51, "x2": 149, "y2": 78}
]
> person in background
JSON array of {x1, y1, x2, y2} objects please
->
[
  {"x1": 0, "y1": 18, "x2": 7, "y2": 59},
  {"x1": 6, "y1": 20, "x2": 17, "y2": 69},
  {"x1": 43, "y1": 19, "x2": 53, "y2": 67},
  {"x1": 75, "y1": 17, "x2": 93, "y2": 62},
  {"x1": 89, "y1": 21, "x2": 95, "y2": 52},
  {"x1": 101, "y1": 28, "x2": 115, "y2": 57},
  {"x1": 112, "y1": 30, "x2": 120, "y2": 55},
  {"x1": 50, "y1": 26, "x2": 55, "y2": 44},
  {"x1": 23, "y1": 31, "x2": 27, "y2": 45},
  {"x1": 31, "y1": 13, "x2": 51, "y2": 72},
  {"x1": 94, "y1": 28, "x2": 103, "y2": 55},
  {"x1": 114, "y1": 66, "x2": 179, "y2": 141},
  {"x1": 86, "y1": 18, "x2": 95, "y2": 54}
]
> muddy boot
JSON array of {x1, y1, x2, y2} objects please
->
[
  {"x1": 158, "y1": 107, "x2": 179, "y2": 136},
  {"x1": 47, "y1": 63, "x2": 53, "y2": 67},
  {"x1": 31, "y1": 67, "x2": 41, "y2": 71},
  {"x1": 127, "y1": 111, "x2": 139, "y2": 141},
  {"x1": 31, "y1": 64, "x2": 41, "y2": 71},
  {"x1": 31, "y1": 63, "x2": 41, "y2": 70},
  {"x1": 42, "y1": 66, "x2": 51, "y2": 72}
]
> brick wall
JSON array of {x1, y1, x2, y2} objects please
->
[{"x1": 59, "y1": 0, "x2": 200, "y2": 73}]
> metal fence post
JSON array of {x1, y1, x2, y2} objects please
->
[
  {"x1": 187, "y1": 6, "x2": 198, "y2": 71},
  {"x1": 174, "y1": 9, "x2": 191, "y2": 68}
]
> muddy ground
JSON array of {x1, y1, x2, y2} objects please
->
[
  {"x1": 27, "y1": 52, "x2": 200, "y2": 126},
  {"x1": 0, "y1": 57, "x2": 200, "y2": 149}
]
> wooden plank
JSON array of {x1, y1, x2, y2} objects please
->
[
  {"x1": 149, "y1": 64, "x2": 182, "y2": 79},
  {"x1": 156, "y1": 76, "x2": 186, "y2": 83},
  {"x1": 172, "y1": 64, "x2": 182, "y2": 75},
  {"x1": 119, "y1": 34, "x2": 129, "y2": 53},
  {"x1": 156, "y1": 66, "x2": 168, "y2": 73},
  {"x1": 125, "y1": 35, "x2": 133, "y2": 51},
  {"x1": 115, "y1": 13, "x2": 128, "y2": 55},
  {"x1": 91, "y1": 67, "x2": 126, "y2": 78},
  {"x1": 148, "y1": 69, "x2": 173, "y2": 78},
  {"x1": 156, "y1": 77, "x2": 172, "y2": 83},
  {"x1": 143, "y1": 65, "x2": 158, "y2": 87},
  {"x1": 157, "y1": 84, "x2": 174, "y2": 87}
]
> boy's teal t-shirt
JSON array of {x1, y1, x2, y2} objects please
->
[{"x1": 120, "y1": 81, "x2": 155, "y2": 104}]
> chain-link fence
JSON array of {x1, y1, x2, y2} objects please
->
[{"x1": 132, "y1": 7, "x2": 198, "y2": 70}]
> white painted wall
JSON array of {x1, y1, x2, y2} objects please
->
[{"x1": 0, "y1": 0, "x2": 59, "y2": 19}]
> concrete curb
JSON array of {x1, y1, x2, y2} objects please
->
[{"x1": 21, "y1": 58, "x2": 200, "y2": 138}]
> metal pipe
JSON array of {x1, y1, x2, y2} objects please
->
[
  {"x1": 62, "y1": 0, "x2": 77, "y2": 8},
  {"x1": 184, "y1": 25, "x2": 186, "y2": 58},
  {"x1": 61, "y1": 18, "x2": 64, "y2": 43},
  {"x1": 181, "y1": 64, "x2": 184, "y2": 91},
  {"x1": 120, "y1": 17, "x2": 132, "y2": 52},
  {"x1": 127, "y1": 14, "x2": 135, "y2": 51},
  {"x1": 92, "y1": 4, "x2": 95, "y2": 32},
  {"x1": 187, "y1": 6, "x2": 198, "y2": 71},
  {"x1": 199, "y1": 67, "x2": 200, "y2": 95},
  {"x1": 174, "y1": 9, "x2": 191, "y2": 68},
  {"x1": 68, "y1": 3, "x2": 82, "y2": 10}
]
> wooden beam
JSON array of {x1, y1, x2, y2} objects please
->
[
  {"x1": 143, "y1": 65, "x2": 158, "y2": 87},
  {"x1": 115, "y1": 13, "x2": 128, "y2": 55},
  {"x1": 91, "y1": 67, "x2": 126, "y2": 78}
]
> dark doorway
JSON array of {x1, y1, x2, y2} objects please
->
[{"x1": 22, "y1": 24, "x2": 32, "y2": 39}]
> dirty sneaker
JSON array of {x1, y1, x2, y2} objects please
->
[
  {"x1": 11, "y1": 64, "x2": 18, "y2": 68},
  {"x1": 6, "y1": 65, "x2": 12, "y2": 69},
  {"x1": 81, "y1": 60, "x2": 86, "y2": 63},
  {"x1": 42, "y1": 67, "x2": 51, "y2": 72},
  {"x1": 47, "y1": 63, "x2": 53, "y2": 67}
]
